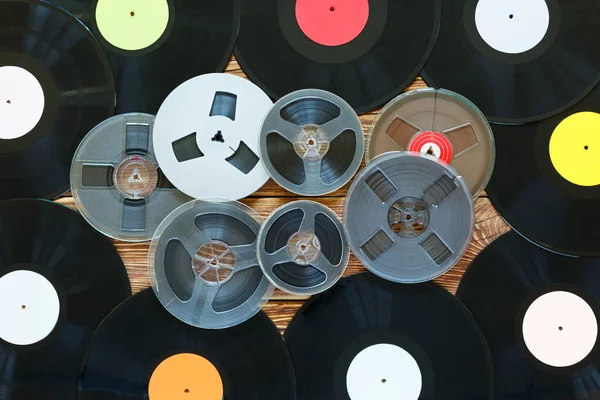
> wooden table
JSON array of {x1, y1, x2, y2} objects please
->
[{"x1": 57, "y1": 56, "x2": 511, "y2": 333}]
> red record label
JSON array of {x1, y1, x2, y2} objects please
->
[
  {"x1": 408, "y1": 131, "x2": 453, "y2": 164},
  {"x1": 295, "y1": 0, "x2": 369, "y2": 47}
]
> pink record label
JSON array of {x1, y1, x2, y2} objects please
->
[{"x1": 295, "y1": 0, "x2": 369, "y2": 46}]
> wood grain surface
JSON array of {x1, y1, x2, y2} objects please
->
[{"x1": 59, "y1": 56, "x2": 510, "y2": 332}]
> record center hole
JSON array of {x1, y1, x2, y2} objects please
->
[
  {"x1": 559, "y1": 326, "x2": 564, "y2": 331},
  {"x1": 509, "y1": 14, "x2": 514, "y2": 19},
  {"x1": 381, "y1": 379, "x2": 387, "y2": 384},
  {"x1": 21, "y1": 305, "x2": 26, "y2": 310},
  {"x1": 585, "y1": 145, "x2": 589, "y2": 150},
  {"x1": 130, "y1": 11, "x2": 135, "y2": 16},
  {"x1": 330, "y1": 6, "x2": 335, "y2": 11},
  {"x1": 184, "y1": 389, "x2": 189, "y2": 394},
  {"x1": 6, "y1": 100, "x2": 11, "y2": 104}
]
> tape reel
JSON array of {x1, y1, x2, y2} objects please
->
[
  {"x1": 71, "y1": 113, "x2": 191, "y2": 242},
  {"x1": 257, "y1": 201, "x2": 349, "y2": 295},
  {"x1": 260, "y1": 89, "x2": 365, "y2": 196},
  {"x1": 366, "y1": 88, "x2": 495, "y2": 198},
  {"x1": 344, "y1": 152, "x2": 474, "y2": 283},
  {"x1": 153, "y1": 73, "x2": 272, "y2": 200},
  {"x1": 149, "y1": 200, "x2": 273, "y2": 329}
]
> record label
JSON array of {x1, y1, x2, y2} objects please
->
[
  {"x1": 0, "y1": 270, "x2": 60, "y2": 346},
  {"x1": 148, "y1": 353, "x2": 223, "y2": 400},
  {"x1": 0, "y1": 66, "x2": 45, "y2": 140},
  {"x1": 95, "y1": 0, "x2": 170, "y2": 51},
  {"x1": 474, "y1": 0, "x2": 550, "y2": 54},
  {"x1": 549, "y1": 111, "x2": 600, "y2": 187},
  {"x1": 295, "y1": 0, "x2": 369, "y2": 46},
  {"x1": 522, "y1": 291, "x2": 598, "y2": 368},
  {"x1": 346, "y1": 343, "x2": 422, "y2": 400}
]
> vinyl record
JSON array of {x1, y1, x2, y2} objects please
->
[
  {"x1": 71, "y1": 113, "x2": 191, "y2": 242},
  {"x1": 366, "y1": 88, "x2": 495, "y2": 199},
  {"x1": 457, "y1": 231, "x2": 600, "y2": 399},
  {"x1": 0, "y1": 0, "x2": 115, "y2": 200},
  {"x1": 153, "y1": 73, "x2": 272, "y2": 200},
  {"x1": 79, "y1": 289, "x2": 296, "y2": 400},
  {"x1": 0, "y1": 199, "x2": 131, "y2": 400},
  {"x1": 284, "y1": 273, "x2": 493, "y2": 399},
  {"x1": 235, "y1": 0, "x2": 441, "y2": 113},
  {"x1": 345, "y1": 152, "x2": 474, "y2": 283},
  {"x1": 487, "y1": 83, "x2": 600, "y2": 257},
  {"x1": 257, "y1": 200, "x2": 349, "y2": 295},
  {"x1": 50, "y1": 0, "x2": 238, "y2": 114},
  {"x1": 149, "y1": 200, "x2": 273, "y2": 329},
  {"x1": 421, "y1": 0, "x2": 600, "y2": 124},
  {"x1": 260, "y1": 89, "x2": 364, "y2": 196}
]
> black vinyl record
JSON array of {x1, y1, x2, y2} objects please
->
[
  {"x1": 0, "y1": 0, "x2": 115, "y2": 200},
  {"x1": 421, "y1": 0, "x2": 600, "y2": 124},
  {"x1": 78, "y1": 288, "x2": 296, "y2": 400},
  {"x1": 235, "y1": 0, "x2": 440, "y2": 113},
  {"x1": 487, "y1": 83, "x2": 600, "y2": 257},
  {"x1": 51, "y1": 0, "x2": 239, "y2": 114},
  {"x1": 284, "y1": 273, "x2": 493, "y2": 399},
  {"x1": 0, "y1": 199, "x2": 131, "y2": 400},
  {"x1": 457, "y1": 231, "x2": 600, "y2": 399}
]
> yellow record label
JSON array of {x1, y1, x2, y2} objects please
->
[
  {"x1": 148, "y1": 353, "x2": 223, "y2": 400},
  {"x1": 95, "y1": 0, "x2": 169, "y2": 51},
  {"x1": 549, "y1": 112, "x2": 600, "y2": 187}
]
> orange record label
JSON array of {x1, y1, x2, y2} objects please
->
[{"x1": 148, "y1": 353, "x2": 223, "y2": 400}]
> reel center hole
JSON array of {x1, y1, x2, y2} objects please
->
[
  {"x1": 192, "y1": 241, "x2": 235, "y2": 285},
  {"x1": 130, "y1": 11, "x2": 135, "y2": 17},
  {"x1": 585, "y1": 145, "x2": 589, "y2": 150},
  {"x1": 184, "y1": 388, "x2": 189, "y2": 394},
  {"x1": 559, "y1": 326, "x2": 564, "y2": 331},
  {"x1": 330, "y1": 6, "x2": 335, "y2": 11},
  {"x1": 6, "y1": 99, "x2": 11, "y2": 104},
  {"x1": 426, "y1": 146, "x2": 435, "y2": 156},
  {"x1": 388, "y1": 197, "x2": 430, "y2": 238},
  {"x1": 509, "y1": 14, "x2": 514, "y2": 19},
  {"x1": 21, "y1": 305, "x2": 26, "y2": 310},
  {"x1": 211, "y1": 130, "x2": 225, "y2": 143},
  {"x1": 381, "y1": 378, "x2": 387, "y2": 384}
]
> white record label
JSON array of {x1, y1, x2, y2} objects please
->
[
  {"x1": 0, "y1": 270, "x2": 60, "y2": 346},
  {"x1": 346, "y1": 343, "x2": 422, "y2": 400},
  {"x1": 522, "y1": 291, "x2": 598, "y2": 367},
  {"x1": 0, "y1": 66, "x2": 45, "y2": 140},
  {"x1": 475, "y1": 0, "x2": 550, "y2": 54},
  {"x1": 153, "y1": 73, "x2": 272, "y2": 200}
]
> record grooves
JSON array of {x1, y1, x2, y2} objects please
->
[
  {"x1": 487, "y1": 83, "x2": 600, "y2": 257},
  {"x1": 422, "y1": 0, "x2": 600, "y2": 123},
  {"x1": 0, "y1": 199, "x2": 131, "y2": 400},
  {"x1": 235, "y1": 0, "x2": 441, "y2": 113},
  {"x1": 284, "y1": 273, "x2": 493, "y2": 399},
  {"x1": 457, "y1": 231, "x2": 600, "y2": 399},
  {"x1": 51, "y1": 0, "x2": 239, "y2": 114},
  {"x1": 78, "y1": 289, "x2": 296, "y2": 400},
  {"x1": 0, "y1": 0, "x2": 115, "y2": 200}
]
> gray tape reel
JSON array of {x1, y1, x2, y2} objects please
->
[
  {"x1": 71, "y1": 113, "x2": 191, "y2": 242},
  {"x1": 344, "y1": 152, "x2": 474, "y2": 283},
  {"x1": 149, "y1": 200, "x2": 273, "y2": 329},
  {"x1": 257, "y1": 200, "x2": 349, "y2": 295},
  {"x1": 260, "y1": 89, "x2": 365, "y2": 196}
]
